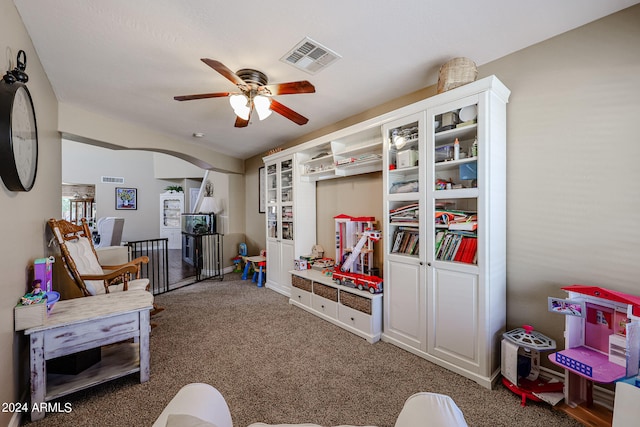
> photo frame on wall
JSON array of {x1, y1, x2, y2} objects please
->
[
  {"x1": 115, "y1": 187, "x2": 137, "y2": 210},
  {"x1": 258, "y1": 166, "x2": 265, "y2": 213}
]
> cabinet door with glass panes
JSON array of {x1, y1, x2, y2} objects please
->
[
  {"x1": 280, "y1": 157, "x2": 294, "y2": 241},
  {"x1": 264, "y1": 152, "x2": 316, "y2": 297},
  {"x1": 381, "y1": 111, "x2": 428, "y2": 351},
  {"x1": 265, "y1": 162, "x2": 279, "y2": 239},
  {"x1": 265, "y1": 156, "x2": 295, "y2": 241},
  {"x1": 425, "y1": 86, "x2": 507, "y2": 380}
]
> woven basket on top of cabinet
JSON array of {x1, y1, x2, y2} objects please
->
[{"x1": 437, "y1": 57, "x2": 478, "y2": 94}]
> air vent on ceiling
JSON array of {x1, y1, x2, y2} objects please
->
[
  {"x1": 281, "y1": 37, "x2": 341, "y2": 74},
  {"x1": 101, "y1": 176, "x2": 125, "y2": 184}
]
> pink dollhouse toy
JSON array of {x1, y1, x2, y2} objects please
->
[{"x1": 548, "y1": 285, "x2": 640, "y2": 408}]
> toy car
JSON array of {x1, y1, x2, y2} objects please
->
[{"x1": 332, "y1": 268, "x2": 383, "y2": 294}]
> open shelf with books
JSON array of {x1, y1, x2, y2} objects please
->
[
  {"x1": 389, "y1": 202, "x2": 420, "y2": 258},
  {"x1": 434, "y1": 200, "x2": 478, "y2": 265}
]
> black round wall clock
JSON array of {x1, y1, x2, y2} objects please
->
[{"x1": 0, "y1": 81, "x2": 38, "y2": 192}]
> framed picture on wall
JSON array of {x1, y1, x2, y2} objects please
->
[
  {"x1": 115, "y1": 187, "x2": 137, "y2": 210},
  {"x1": 258, "y1": 166, "x2": 265, "y2": 213}
]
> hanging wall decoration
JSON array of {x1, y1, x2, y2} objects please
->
[{"x1": 115, "y1": 187, "x2": 137, "y2": 210}]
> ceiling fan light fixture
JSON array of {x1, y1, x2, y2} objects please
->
[
  {"x1": 229, "y1": 94, "x2": 250, "y2": 120},
  {"x1": 254, "y1": 95, "x2": 272, "y2": 121},
  {"x1": 229, "y1": 94, "x2": 248, "y2": 109}
]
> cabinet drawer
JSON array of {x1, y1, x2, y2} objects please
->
[
  {"x1": 312, "y1": 295, "x2": 338, "y2": 318},
  {"x1": 44, "y1": 312, "x2": 139, "y2": 357},
  {"x1": 291, "y1": 288, "x2": 311, "y2": 307},
  {"x1": 338, "y1": 305, "x2": 372, "y2": 335}
]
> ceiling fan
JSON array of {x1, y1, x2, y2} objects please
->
[{"x1": 174, "y1": 59, "x2": 315, "y2": 128}]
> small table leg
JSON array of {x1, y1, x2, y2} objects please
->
[
  {"x1": 139, "y1": 310, "x2": 150, "y2": 383},
  {"x1": 30, "y1": 332, "x2": 46, "y2": 421},
  {"x1": 242, "y1": 260, "x2": 250, "y2": 280}
]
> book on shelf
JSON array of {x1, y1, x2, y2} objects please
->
[
  {"x1": 448, "y1": 221, "x2": 477, "y2": 231},
  {"x1": 435, "y1": 210, "x2": 478, "y2": 231},
  {"x1": 390, "y1": 203, "x2": 419, "y2": 224},
  {"x1": 435, "y1": 230, "x2": 477, "y2": 264},
  {"x1": 391, "y1": 227, "x2": 419, "y2": 255}
]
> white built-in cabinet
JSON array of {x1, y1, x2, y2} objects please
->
[
  {"x1": 263, "y1": 76, "x2": 509, "y2": 389},
  {"x1": 263, "y1": 154, "x2": 316, "y2": 296},
  {"x1": 382, "y1": 77, "x2": 510, "y2": 389},
  {"x1": 160, "y1": 191, "x2": 184, "y2": 249},
  {"x1": 290, "y1": 269, "x2": 382, "y2": 343}
]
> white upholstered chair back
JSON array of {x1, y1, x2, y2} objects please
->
[
  {"x1": 95, "y1": 217, "x2": 124, "y2": 248},
  {"x1": 62, "y1": 233, "x2": 106, "y2": 295},
  {"x1": 394, "y1": 392, "x2": 468, "y2": 427}
]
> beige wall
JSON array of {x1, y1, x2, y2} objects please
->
[
  {"x1": 244, "y1": 5, "x2": 640, "y2": 373},
  {"x1": 480, "y1": 5, "x2": 640, "y2": 357},
  {"x1": 243, "y1": 156, "x2": 266, "y2": 255},
  {"x1": 62, "y1": 140, "x2": 177, "y2": 241},
  {"x1": 0, "y1": 0, "x2": 60, "y2": 424},
  {"x1": 316, "y1": 173, "x2": 384, "y2": 270}
]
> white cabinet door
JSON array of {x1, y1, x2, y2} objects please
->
[
  {"x1": 266, "y1": 239, "x2": 280, "y2": 287},
  {"x1": 383, "y1": 260, "x2": 426, "y2": 351},
  {"x1": 428, "y1": 267, "x2": 479, "y2": 372},
  {"x1": 266, "y1": 240, "x2": 294, "y2": 297},
  {"x1": 279, "y1": 242, "x2": 294, "y2": 295}
]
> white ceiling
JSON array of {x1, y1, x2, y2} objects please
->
[{"x1": 13, "y1": 0, "x2": 639, "y2": 160}]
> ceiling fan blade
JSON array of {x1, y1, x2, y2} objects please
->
[
  {"x1": 174, "y1": 92, "x2": 231, "y2": 101},
  {"x1": 234, "y1": 115, "x2": 249, "y2": 128},
  {"x1": 234, "y1": 116, "x2": 251, "y2": 128},
  {"x1": 269, "y1": 99, "x2": 309, "y2": 125},
  {"x1": 261, "y1": 81, "x2": 316, "y2": 96},
  {"x1": 201, "y1": 58, "x2": 247, "y2": 88},
  {"x1": 234, "y1": 104, "x2": 252, "y2": 128}
]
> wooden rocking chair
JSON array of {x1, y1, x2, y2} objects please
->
[{"x1": 48, "y1": 218, "x2": 151, "y2": 296}]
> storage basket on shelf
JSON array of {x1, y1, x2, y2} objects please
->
[
  {"x1": 437, "y1": 57, "x2": 478, "y2": 94},
  {"x1": 313, "y1": 282, "x2": 338, "y2": 302},
  {"x1": 340, "y1": 290, "x2": 372, "y2": 315},
  {"x1": 291, "y1": 275, "x2": 312, "y2": 292}
]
